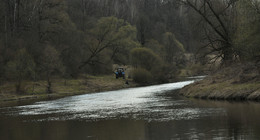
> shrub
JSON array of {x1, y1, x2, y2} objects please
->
[
  {"x1": 130, "y1": 47, "x2": 163, "y2": 71},
  {"x1": 132, "y1": 68, "x2": 153, "y2": 84}
]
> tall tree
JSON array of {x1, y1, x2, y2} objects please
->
[
  {"x1": 40, "y1": 45, "x2": 64, "y2": 93},
  {"x1": 233, "y1": 0, "x2": 260, "y2": 61},
  {"x1": 6, "y1": 48, "x2": 35, "y2": 93},
  {"x1": 181, "y1": 0, "x2": 238, "y2": 63},
  {"x1": 79, "y1": 16, "x2": 139, "y2": 69},
  {"x1": 162, "y1": 32, "x2": 185, "y2": 63}
]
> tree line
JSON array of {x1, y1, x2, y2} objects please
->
[{"x1": 0, "y1": 0, "x2": 259, "y2": 93}]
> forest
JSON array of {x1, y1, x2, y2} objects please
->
[{"x1": 0, "y1": 0, "x2": 259, "y2": 95}]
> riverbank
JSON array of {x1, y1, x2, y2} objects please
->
[
  {"x1": 180, "y1": 62, "x2": 260, "y2": 101},
  {"x1": 0, "y1": 75, "x2": 138, "y2": 107}
]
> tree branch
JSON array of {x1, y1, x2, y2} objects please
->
[{"x1": 185, "y1": 0, "x2": 227, "y2": 41}]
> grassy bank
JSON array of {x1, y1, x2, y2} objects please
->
[
  {"x1": 180, "y1": 62, "x2": 260, "y2": 101},
  {"x1": 0, "y1": 75, "x2": 137, "y2": 107}
]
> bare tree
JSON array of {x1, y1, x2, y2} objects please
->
[{"x1": 180, "y1": 0, "x2": 238, "y2": 63}]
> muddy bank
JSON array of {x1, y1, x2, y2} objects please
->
[{"x1": 180, "y1": 62, "x2": 260, "y2": 101}]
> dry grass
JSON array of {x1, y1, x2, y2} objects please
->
[
  {"x1": 180, "y1": 62, "x2": 260, "y2": 101},
  {"x1": 0, "y1": 74, "x2": 137, "y2": 104}
]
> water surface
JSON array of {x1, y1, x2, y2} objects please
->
[{"x1": 1, "y1": 80, "x2": 260, "y2": 140}]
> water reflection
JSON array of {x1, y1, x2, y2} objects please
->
[{"x1": 1, "y1": 114, "x2": 260, "y2": 140}]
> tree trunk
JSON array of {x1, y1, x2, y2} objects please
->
[
  {"x1": 47, "y1": 77, "x2": 52, "y2": 94},
  {"x1": 16, "y1": 78, "x2": 22, "y2": 94},
  {"x1": 222, "y1": 44, "x2": 234, "y2": 64},
  {"x1": 4, "y1": 16, "x2": 8, "y2": 48},
  {"x1": 16, "y1": 0, "x2": 20, "y2": 32},
  {"x1": 81, "y1": 0, "x2": 86, "y2": 31},
  {"x1": 13, "y1": 0, "x2": 17, "y2": 33}
]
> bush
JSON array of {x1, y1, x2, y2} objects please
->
[
  {"x1": 131, "y1": 47, "x2": 163, "y2": 71},
  {"x1": 152, "y1": 64, "x2": 174, "y2": 83},
  {"x1": 132, "y1": 68, "x2": 153, "y2": 84}
]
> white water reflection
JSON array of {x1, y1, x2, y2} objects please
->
[{"x1": 12, "y1": 80, "x2": 226, "y2": 121}]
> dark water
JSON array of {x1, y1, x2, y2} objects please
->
[{"x1": 1, "y1": 80, "x2": 260, "y2": 140}]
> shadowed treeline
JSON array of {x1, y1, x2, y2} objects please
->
[{"x1": 0, "y1": 0, "x2": 259, "y2": 95}]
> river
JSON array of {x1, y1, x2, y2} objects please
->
[{"x1": 1, "y1": 79, "x2": 260, "y2": 140}]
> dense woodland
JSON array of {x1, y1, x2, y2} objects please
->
[{"x1": 0, "y1": 0, "x2": 259, "y2": 93}]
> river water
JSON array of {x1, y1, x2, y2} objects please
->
[{"x1": 1, "y1": 79, "x2": 260, "y2": 140}]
